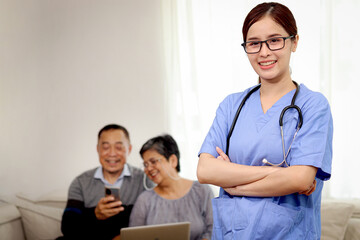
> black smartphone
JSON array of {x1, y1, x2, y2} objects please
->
[{"x1": 104, "y1": 186, "x2": 121, "y2": 201}]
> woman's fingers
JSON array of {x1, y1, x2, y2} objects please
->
[
  {"x1": 216, "y1": 146, "x2": 230, "y2": 162},
  {"x1": 299, "y1": 179, "x2": 317, "y2": 196}
]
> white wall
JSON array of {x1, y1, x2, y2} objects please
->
[{"x1": 0, "y1": 0, "x2": 166, "y2": 197}]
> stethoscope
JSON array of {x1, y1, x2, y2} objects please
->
[{"x1": 226, "y1": 81, "x2": 303, "y2": 167}]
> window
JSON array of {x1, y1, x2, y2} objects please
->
[{"x1": 162, "y1": 0, "x2": 360, "y2": 198}]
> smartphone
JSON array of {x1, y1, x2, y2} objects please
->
[{"x1": 105, "y1": 186, "x2": 121, "y2": 201}]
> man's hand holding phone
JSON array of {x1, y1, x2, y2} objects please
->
[{"x1": 94, "y1": 187, "x2": 124, "y2": 220}]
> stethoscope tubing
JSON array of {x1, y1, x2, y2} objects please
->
[
  {"x1": 226, "y1": 81, "x2": 303, "y2": 166},
  {"x1": 226, "y1": 84, "x2": 261, "y2": 155},
  {"x1": 279, "y1": 105, "x2": 303, "y2": 128}
]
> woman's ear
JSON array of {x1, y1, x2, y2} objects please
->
[
  {"x1": 292, "y1": 34, "x2": 299, "y2": 52},
  {"x1": 169, "y1": 154, "x2": 178, "y2": 169}
]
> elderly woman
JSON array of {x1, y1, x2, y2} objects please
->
[{"x1": 129, "y1": 134, "x2": 213, "y2": 240}]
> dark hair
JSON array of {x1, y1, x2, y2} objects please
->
[
  {"x1": 98, "y1": 124, "x2": 130, "y2": 142},
  {"x1": 242, "y1": 2, "x2": 297, "y2": 42},
  {"x1": 140, "y1": 134, "x2": 180, "y2": 172}
]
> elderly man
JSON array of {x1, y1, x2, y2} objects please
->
[{"x1": 59, "y1": 124, "x2": 152, "y2": 239}]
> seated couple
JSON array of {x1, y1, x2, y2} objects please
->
[{"x1": 58, "y1": 124, "x2": 213, "y2": 240}]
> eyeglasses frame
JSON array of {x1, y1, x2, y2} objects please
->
[
  {"x1": 143, "y1": 158, "x2": 160, "y2": 170},
  {"x1": 241, "y1": 35, "x2": 295, "y2": 54}
]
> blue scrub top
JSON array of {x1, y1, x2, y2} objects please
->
[{"x1": 199, "y1": 84, "x2": 333, "y2": 240}]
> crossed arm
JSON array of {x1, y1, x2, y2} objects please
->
[{"x1": 197, "y1": 147, "x2": 317, "y2": 197}]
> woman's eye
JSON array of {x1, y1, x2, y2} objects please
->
[
  {"x1": 269, "y1": 38, "x2": 281, "y2": 43},
  {"x1": 250, "y1": 41, "x2": 260, "y2": 46}
]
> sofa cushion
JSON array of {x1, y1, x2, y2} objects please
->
[
  {"x1": 323, "y1": 198, "x2": 360, "y2": 219},
  {"x1": 18, "y1": 206, "x2": 63, "y2": 240},
  {"x1": 342, "y1": 199, "x2": 360, "y2": 219},
  {"x1": 0, "y1": 201, "x2": 26, "y2": 240},
  {"x1": 321, "y1": 201, "x2": 355, "y2": 240},
  {"x1": 1, "y1": 192, "x2": 65, "y2": 240},
  {"x1": 0, "y1": 202, "x2": 21, "y2": 225},
  {"x1": 344, "y1": 218, "x2": 360, "y2": 240}
]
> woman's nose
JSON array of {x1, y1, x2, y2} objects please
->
[{"x1": 259, "y1": 42, "x2": 271, "y2": 57}]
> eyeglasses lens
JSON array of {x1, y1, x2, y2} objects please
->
[
  {"x1": 143, "y1": 159, "x2": 158, "y2": 169},
  {"x1": 245, "y1": 37, "x2": 285, "y2": 54}
]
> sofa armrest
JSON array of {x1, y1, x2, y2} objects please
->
[
  {"x1": 1, "y1": 189, "x2": 67, "y2": 240},
  {"x1": 321, "y1": 201, "x2": 355, "y2": 240},
  {"x1": 0, "y1": 201, "x2": 26, "y2": 240}
]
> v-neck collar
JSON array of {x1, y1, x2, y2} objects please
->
[{"x1": 254, "y1": 88, "x2": 296, "y2": 132}]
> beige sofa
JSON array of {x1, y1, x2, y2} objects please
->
[
  {"x1": 321, "y1": 199, "x2": 360, "y2": 240},
  {"x1": 0, "y1": 190, "x2": 359, "y2": 240},
  {"x1": 0, "y1": 190, "x2": 66, "y2": 240}
]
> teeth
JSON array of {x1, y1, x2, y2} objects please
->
[
  {"x1": 260, "y1": 61, "x2": 276, "y2": 66},
  {"x1": 107, "y1": 160, "x2": 119, "y2": 164}
]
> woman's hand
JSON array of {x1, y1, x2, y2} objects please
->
[
  {"x1": 216, "y1": 146, "x2": 230, "y2": 162},
  {"x1": 198, "y1": 147, "x2": 280, "y2": 188},
  {"x1": 217, "y1": 146, "x2": 247, "y2": 196},
  {"x1": 298, "y1": 179, "x2": 317, "y2": 196},
  {"x1": 224, "y1": 185, "x2": 243, "y2": 196}
]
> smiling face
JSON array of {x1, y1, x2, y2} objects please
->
[
  {"x1": 142, "y1": 149, "x2": 176, "y2": 185},
  {"x1": 97, "y1": 129, "x2": 132, "y2": 178},
  {"x1": 246, "y1": 15, "x2": 298, "y2": 83}
]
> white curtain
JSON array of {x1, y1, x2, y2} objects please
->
[
  {"x1": 162, "y1": 0, "x2": 360, "y2": 199},
  {"x1": 324, "y1": 0, "x2": 360, "y2": 198}
]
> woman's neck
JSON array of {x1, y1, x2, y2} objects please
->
[
  {"x1": 261, "y1": 80, "x2": 295, "y2": 94},
  {"x1": 259, "y1": 78, "x2": 296, "y2": 113}
]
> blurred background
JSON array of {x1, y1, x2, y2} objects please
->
[{"x1": 0, "y1": 0, "x2": 358, "y2": 199}]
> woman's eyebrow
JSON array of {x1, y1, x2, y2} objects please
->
[{"x1": 247, "y1": 33, "x2": 283, "y2": 41}]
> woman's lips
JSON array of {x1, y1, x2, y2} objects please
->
[{"x1": 259, "y1": 60, "x2": 276, "y2": 69}]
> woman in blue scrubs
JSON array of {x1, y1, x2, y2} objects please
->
[{"x1": 197, "y1": 2, "x2": 333, "y2": 239}]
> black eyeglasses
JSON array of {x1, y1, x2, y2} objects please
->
[{"x1": 241, "y1": 35, "x2": 294, "y2": 54}]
